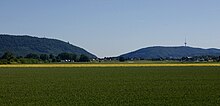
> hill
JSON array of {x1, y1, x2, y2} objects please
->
[
  {"x1": 120, "y1": 46, "x2": 220, "y2": 59},
  {"x1": 0, "y1": 34, "x2": 96, "y2": 58}
]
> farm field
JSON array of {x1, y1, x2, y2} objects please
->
[
  {"x1": 0, "y1": 66, "x2": 220, "y2": 105},
  {"x1": 0, "y1": 63, "x2": 220, "y2": 68}
]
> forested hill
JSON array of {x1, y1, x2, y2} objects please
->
[
  {"x1": 0, "y1": 34, "x2": 96, "y2": 58},
  {"x1": 120, "y1": 46, "x2": 220, "y2": 59}
]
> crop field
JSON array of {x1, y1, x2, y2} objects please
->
[
  {"x1": 0, "y1": 66, "x2": 220, "y2": 105},
  {"x1": 0, "y1": 63, "x2": 220, "y2": 68}
]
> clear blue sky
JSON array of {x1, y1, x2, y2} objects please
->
[{"x1": 1, "y1": 0, "x2": 220, "y2": 57}]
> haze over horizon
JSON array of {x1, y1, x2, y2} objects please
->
[{"x1": 1, "y1": 0, "x2": 220, "y2": 57}]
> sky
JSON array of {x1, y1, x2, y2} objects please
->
[{"x1": 0, "y1": 0, "x2": 220, "y2": 57}]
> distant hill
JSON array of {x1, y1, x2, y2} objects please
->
[
  {"x1": 0, "y1": 34, "x2": 96, "y2": 58},
  {"x1": 120, "y1": 46, "x2": 220, "y2": 59}
]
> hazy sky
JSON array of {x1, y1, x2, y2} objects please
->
[{"x1": 1, "y1": 0, "x2": 220, "y2": 57}]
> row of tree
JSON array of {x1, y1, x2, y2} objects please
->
[
  {"x1": 102, "y1": 55, "x2": 220, "y2": 62},
  {"x1": 0, "y1": 52, "x2": 90, "y2": 64}
]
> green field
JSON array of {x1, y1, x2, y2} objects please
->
[{"x1": 0, "y1": 67, "x2": 220, "y2": 105}]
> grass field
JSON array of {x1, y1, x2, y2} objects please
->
[{"x1": 0, "y1": 66, "x2": 220, "y2": 105}]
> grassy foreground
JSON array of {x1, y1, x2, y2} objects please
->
[{"x1": 0, "y1": 67, "x2": 220, "y2": 105}]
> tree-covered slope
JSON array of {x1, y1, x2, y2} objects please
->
[
  {"x1": 0, "y1": 34, "x2": 96, "y2": 58},
  {"x1": 120, "y1": 46, "x2": 220, "y2": 59}
]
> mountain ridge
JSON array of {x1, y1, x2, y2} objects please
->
[
  {"x1": 0, "y1": 34, "x2": 96, "y2": 58},
  {"x1": 120, "y1": 46, "x2": 220, "y2": 59}
]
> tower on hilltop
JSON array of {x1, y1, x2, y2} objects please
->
[{"x1": 184, "y1": 35, "x2": 187, "y2": 47}]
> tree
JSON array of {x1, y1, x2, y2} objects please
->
[
  {"x1": 79, "y1": 54, "x2": 90, "y2": 62},
  {"x1": 1, "y1": 52, "x2": 14, "y2": 60},
  {"x1": 218, "y1": 56, "x2": 220, "y2": 62},
  {"x1": 49, "y1": 54, "x2": 55, "y2": 59},
  {"x1": 57, "y1": 53, "x2": 77, "y2": 61},
  {"x1": 49, "y1": 54, "x2": 56, "y2": 62},
  {"x1": 119, "y1": 56, "x2": 125, "y2": 62},
  {"x1": 25, "y1": 53, "x2": 39, "y2": 59},
  {"x1": 40, "y1": 54, "x2": 49, "y2": 61},
  {"x1": 69, "y1": 53, "x2": 77, "y2": 61}
]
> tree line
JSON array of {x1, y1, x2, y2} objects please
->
[
  {"x1": 0, "y1": 52, "x2": 90, "y2": 64},
  {"x1": 104, "y1": 55, "x2": 220, "y2": 62}
]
